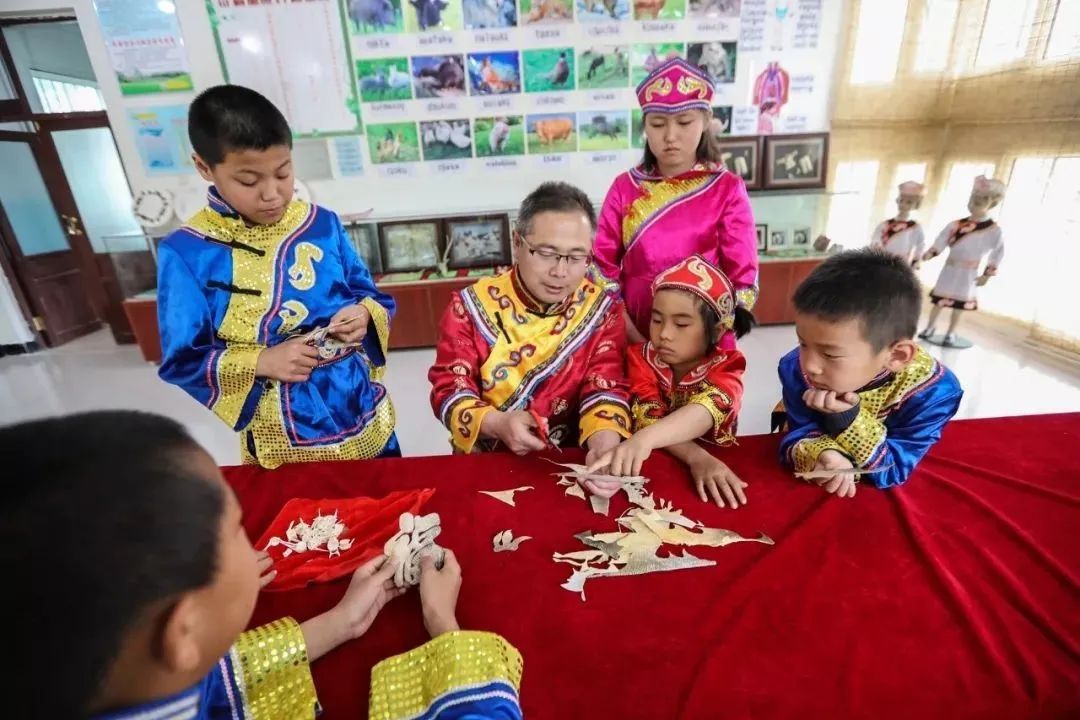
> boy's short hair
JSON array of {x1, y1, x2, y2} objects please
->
[
  {"x1": 3, "y1": 412, "x2": 222, "y2": 718},
  {"x1": 792, "y1": 248, "x2": 921, "y2": 351},
  {"x1": 515, "y1": 182, "x2": 597, "y2": 236},
  {"x1": 188, "y1": 84, "x2": 293, "y2": 166}
]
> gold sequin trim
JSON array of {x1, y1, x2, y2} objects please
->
[
  {"x1": 186, "y1": 200, "x2": 313, "y2": 345},
  {"x1": 212, "y1": 345, "x2": 262, "y2": 430},
  {"x1": 369, "y1": 631, "x2": 523, "y2": 720},
  {"x1": 835, "y1": 408, "x2": 887, "y2": 466},
  {"x1": 831, "y1": 347, "x2": 939, "y2": 465},
  {"x1": 685, "y1": 386, "x2": 736, "y2": 446},
  {"x1": 622, "y1": 175, "x2": 714, "y2": 248},
  {"x1": 791, "y1": 434, "x2": 847, "y2": 472},
  {"x1": 362, "y1": 296, "x2": 392, "y2": 378},
  {"x1": 231, "y1": 618, "x2": 317, "y2": 720},
  {"x1": 245, "y1": 381, "x2": 396, "y2": 469},
  {"x1": 792, "y1": 347, "x2": 941, "y2": 471},
  {"x1": 632, "y1": 400, "x2": 663, "y2": 432},
  {"x1": 735, "y1": 286, "x2": 758, "y2": 312},
  {"x1": 622, "y1": 175, "x2": 712, "y2": 249}
]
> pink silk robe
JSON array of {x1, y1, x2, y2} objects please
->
[{"x1": 593, "y1": 164, "x2": 759, "y2": 351}]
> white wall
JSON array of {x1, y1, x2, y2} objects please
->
[{"x1": 2, "y1": 0, "x2": 843, "y2": 221}]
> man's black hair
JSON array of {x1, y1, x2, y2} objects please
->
[
  {"x1": 4, "y1": 412, "x2": 222, "y2": 718},
  {"x1": 188, "y1": 84, "x2": 293, "y2": 166},
  {"x1": 792, "y1": 248, "x2": 922, "y2": 351},
  {"x1": 515, "y1": 181, "x2": 597, "y2": 236}
]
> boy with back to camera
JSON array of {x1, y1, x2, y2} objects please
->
[
  {"x1": 777, "y1": 249, "x2": 963, "y2": 496},
  {"x1": 4, "y1": 411, "x2": 523, "y2": 719}
]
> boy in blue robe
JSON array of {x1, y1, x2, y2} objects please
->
[
  {"x1": 4, "y1": 411, "x2": 523, "y2": 719},
  {"x1": 777, "y1": 249, "x2": 963, "y2": 494},
  {"x1": 157, "y1": 85, "x2": 397, "y2": 467}
]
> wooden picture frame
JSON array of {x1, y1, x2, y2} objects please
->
[
  {"x1": 347, "y1": 221, "x2": 383, "y2": 274},
  {"x1": 717, "y1": 136, "x2": 762, "y2": 189},
  {"x1": 756, "y1": 224, "x2": 768, "y2": 252},
  {"x1": 764, "y1": 132, "x2": 829, "y2": 189},
  {"x1": 445, "y1": 214, "x2": 512, "y2": 269},
  {"x1": 378, "y1": 219, "x2": 443, "y2": 273}
]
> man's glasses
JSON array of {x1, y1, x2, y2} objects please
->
[{"x1": 515, "y1": 232, "x2": 592, "y2": 268}]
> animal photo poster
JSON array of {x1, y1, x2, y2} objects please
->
[{"x1": 324, "y1": 0, "x2": 841, "y2": 178}]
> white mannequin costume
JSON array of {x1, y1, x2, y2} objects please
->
[
  {"x1": 871, "y1": 181, "x2": 927, "y2": 266},
  {"x1": 919, "y1": 175, "x2": 1006, "y2": 347}
]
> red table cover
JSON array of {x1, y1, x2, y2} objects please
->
[{"x1": 226, "y1": 413, "x2": 1080, "y2": 719}]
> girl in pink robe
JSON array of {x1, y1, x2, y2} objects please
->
[{"x1": 593, "y1": 58, "x2": 759, "y2": 351}]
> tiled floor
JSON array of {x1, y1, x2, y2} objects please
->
[{"x1": 2, "y1": 320, "x2": 1078, "y2": 465}]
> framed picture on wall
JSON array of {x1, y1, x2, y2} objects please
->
[
  {"x1": 379, "y1": 219, "x2": 443, "y2": 273},
  {"x1": 792, "y1": 227, "x2": 811, "y2": 246},
  {"x1": 764, "y1": 133, "x2": 829, "y2": 189},
  {"x1": 756, "y1": 224, "x2": 768, "y2": 252},
  {"x1": 716, "y1": 136, "x2": 761, "y2": 189},
  {"x1": 445, "y1": 214, "x2": 512, "y2": 269},
  {"x1": 770, "y1": 229, "x2": 788, "y2": 248},
  {"x1": 347, "y1": 222, "x2": 382, "y2": 274}
]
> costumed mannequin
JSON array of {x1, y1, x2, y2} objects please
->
[
  {"x1": 593, "y1": 58, "x2": 759, "y2": 352},
  {"x1": 918, "y1": 175, "x2": 1006, "y2": 348},
  {"x1": 870, "y1": 181, "x2": 927, "y2": 266}
]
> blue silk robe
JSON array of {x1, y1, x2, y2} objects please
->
[
  {"x1": 778, "y1": 346, "x2": 963, "y2": 488},
  {"x1": 157, "y1": 188, "x2": 398, "y2": 468}
]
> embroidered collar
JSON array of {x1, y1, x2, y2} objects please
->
[
  {"x1": 887, "y1": 218, "x2": 917, "y2": 228},
  {"x1": 510, "y1": 267, "x2": 578, "y2": 317},
  {"x1": 91, "y1": 684, "x2": 201, "y2": 720},
  {"x1": 645, "y1": 341, "x2": 731, "y2": 389},
  {"x1": 630, "y1": 161, "x2": 725, "y2": 183},
  {"x1": 206, "y1": 185, "x2": 241, "y2": 219}
]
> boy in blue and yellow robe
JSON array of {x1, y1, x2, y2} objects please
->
[{"x1": 157, "y1": 85, "x2": 397, "y2": 468}]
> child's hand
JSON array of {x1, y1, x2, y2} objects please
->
[
  {"x1": 332, "y1": 555, "x2": 406, "y2": 641},
  {"x1": 329, "y1": 303, "x2": 370, "y2": 343},
  {"x1": 584, "y1": 430, "x2": 621, "y2": 467},
  {"x1": 256, "y1": 550, "x2": 277, "y2": 589},
  {"x1": 587, "y1": 435, "x2": 652, "y2": 477},
  {"x1": 802, "y1": 389, "x2": 859, "y2": 414},
  {"x1": 420, "y1": 550, "x2": 462, "y2": 638},
  {"x1": 256, "y1": 337, "x2": 320, "y2": 383},
  {"x1": 689, "y1": 456, "x2": 747, "y2": 508},
  {"x1": 483, "y1": 410, "x2": 547, "y2": 455},
  {"x1": 814, "y1": 449, "x2": 858, "y2": 498}
]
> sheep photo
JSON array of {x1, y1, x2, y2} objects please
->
[{"x1": 356, "y1": 57, "x2": 413, "y2": 102}]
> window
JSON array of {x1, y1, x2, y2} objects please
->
[
  {"x1": 30, "y1": 73, "x2": 105, "y2": 114},
  {"x1": 1045, "y1": 0, "x2": 1080, "y2": 60},
  {"x1": 986, "y1": 156, "x2": 1080, "y2": 345},
  {"x1": 884, "y1": 162, "x2": 928, "y2": 217},
  {"x1": 913, "y1": 0, "x2": 959, "y2": 72},
  {"x1": 849, "y1": 0, "x2": 910, "y2": 84},
  {"x1": 974, "y1": 0, "x2": 1039, "y2": 68},
  {"x1": 825, "y1": 161, "x2": 880, "y2": 248}
]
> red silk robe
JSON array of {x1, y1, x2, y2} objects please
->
[{"x1": 429, "y1": 269, "x2": 632, "y2": 453}]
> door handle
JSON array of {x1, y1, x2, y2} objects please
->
[{"x1": 61, "y1": 214, "x2": 83, "y2": 236}]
